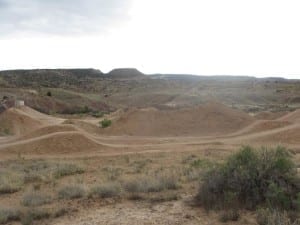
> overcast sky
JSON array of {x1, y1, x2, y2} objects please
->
[{"x1": 0, "y1": 0, "x2": 300, "y2": 78}]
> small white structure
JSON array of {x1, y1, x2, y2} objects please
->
[{"x1": 15, "y1": 100, "x2": 25, "y2": 107}]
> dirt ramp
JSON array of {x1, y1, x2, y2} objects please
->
[
  {"x1": 63, "y1": 120, "x2": 101, "y2": 135},
  {"x1": 254, "y1": 111, "x2": 287, "y2": 120},
  {"x1": 2, "y1": 132, "x2": 106, "y2": 155},
  {"x1": 104, "y1": 102, "x2": 255, "y2": 136},
  {"x1": 235, "y1": 120, "x2": 291, "y2": 136},
  {"x1": 0, "y1": 106, "x2": 65, "y2": 136},
  {"x1": 0, "y1": 108, "x2": 43, "y2": 136},
  {"x1": 18, "y1": 124, "x2": 77, "y2": 140},
  {"x1": 277, "y1": 109, "x2": 300, "y2": 122},
  {"x1": 247, "y1": 125, "x2": 300, "y2": 145}
]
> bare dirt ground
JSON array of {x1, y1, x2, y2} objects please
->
[{"x1": 0, "y1": 104, "x2": 299, "y2": 225}]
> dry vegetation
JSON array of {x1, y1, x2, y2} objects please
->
[
  {"x1": 0, "y1": 150, "x2": 216, "y2": 224},
  {"x1": 0, "y1": 145, "x2": 297, "y2": 225}
]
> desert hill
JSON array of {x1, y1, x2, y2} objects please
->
[
  {"x1": 1, "y1": 69, "x2": 300, "y2": 225},
  {"x1": 1, "y1": 68, "x2": 300, "y2": 115}
]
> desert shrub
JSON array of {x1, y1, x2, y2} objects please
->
[
  {"x1": 100, "y1": 119, "x2": 112, "y2": 128},
  {"x1": 60, "y1": 106, "x2": 92, "y2": 115},
  {"x1": 91, "y1": 111, "x2": 104, "y2": 118},
  {"x1": 219, "y1": 210, "x2": 240, "y2": 223},
  {"x1": 22, "y1": 192, "x2": 52, "y2": 206},
  {"x1": 53, "y1": 163, "x2": 84, "y2": 179},
  {"x1": 190, "y1": 159, "x2": 213, "y2": 168},
  {"x1": 256, "y1": 208, "x2": 300, "y2": 225},
  {"x1": 6, "y1": 160, "x2": 54, "y2": 185},
  {"x1": 182, "y1": 167, "x2": 203, "y2": 182},
  {"x1": 0, "y1": 128, "x2": 11, "y2": 136},
  {"x1": 20, "y1": 207, "x2": 67, "y2": 225},
  {"x1": 23, "y1": 173, "x2": 44, "y2": 183},
  {"x1": 0, "y1": 171, "x2": 24, "y2": 194},
  {"x1": 131, "y1": 159, "x2": 152, "y2": 173},
  {"x1": 158, "y1": 172, "x2": 180, "y2": 190},
  {"x1": 20, "y1": 208, "x2": 51, "y2": 225},
  {"x1": 149, "y1": 193, "x2": 179, "y2": 203},
  {"x1": 89, "y1": 182, "x2": 121, "y2": 198},
  {"x1": 52, "y1": 207, "x2": 67, "y2": 218},
  {"x1": 196, "y1": 146, "x2": 300, "y2": 210},
  {"x1": 0, "y1": 207, "x2": 20, "y2": 224},
  {"x1": 102, "y1": 167, "x2": 123, "y2": 181},
  {"x1": 124, "y1": 173, "x2": 179, "y2": 193},
  {"x1": 58, "y1": 185, "x2": 85, "y2": 199}
]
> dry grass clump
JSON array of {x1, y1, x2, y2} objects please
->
[
  {"x1": 102, "y1": 167, "x2": 123, "y2": 181},
  {"x1": 22, "y1": 191, "x2": 52, "y2": 207},
  {"x1": 53, "y1": 163, "x2": 84, "y2": 179},
  {"x1": 58, "y1": 184, "x2": 85, "y2": 199},
  {"x1": 256, "y1": 208, "x2": 300, "y2": 225},
  {"x1": 0, "y1": 207, "x2": 20, "y2": 224},
  {"x1": 149, "y1": 193, "x2": 179, "y2": 203},
  {"x1": 20, "y1": 207, "x2": 67, "y2": 225},
  {"x1": 21, "y1": 208, "x2": 50, "y2": 225},
  {"x1": 124, "y1": 172, "x2": 179, "y2": 194},
  {"x1": 219, "y1": 210, "x2": 240, "y2": 223},
  {"x1": 130, "y1": 159, "x2": 152, "y2": 173},
  {"x1": 89, "y1": 182, "x2": 121, "y2": 198},
  {"x1": 0, "y1": 171, "x2": 24, "y2": 194}
]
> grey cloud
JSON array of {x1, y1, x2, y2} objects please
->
[{"x1": 0, "y1": 0, "x2": 132, "y2": 37}]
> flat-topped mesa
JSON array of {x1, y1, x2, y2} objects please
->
[{"x1": 106, "y1": 68, "x2": 146, "y2": 79}]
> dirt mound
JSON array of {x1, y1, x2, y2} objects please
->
[
  {"x1": 0, "y1": 108, "x2": 43, "y2": 135},
  {"x1": 2, "y1": 132, "x2": 105, "y2": 155},
  {"x1": 18, "y1": 124, "x2": 77, "y2": 140},
  {"x1": 277, "y1": 109, "x2": 300, "y2": 122},
  {"x1": 235, "y1": 120, "x2": 291, "y2": 136},
  {"x1": 103, "y1": 102, "x2": 255, "y2": 136},
  {"x1": 254, "y1": 111, "x2": 288, "y2": 120},
  {"x1": 0, "y1": 106, "x2": 64, "y2": 136},
  {"x1": 248, "y1": 125, "x2": 300, "y2": 145}
]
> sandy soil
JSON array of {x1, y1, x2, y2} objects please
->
[{"x1": 51, "y1": 197, "x2": 256, "y2": 225}]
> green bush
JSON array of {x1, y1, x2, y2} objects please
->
[
  {"x1": 196, "y1": 146, "x2": 300, "y2": 211},
  {"x1": 100, "y1": 119, "x2": 112, "y2": 128}
]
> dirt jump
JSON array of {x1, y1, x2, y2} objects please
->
[{"x1": 0, "y1": 103, "x2": 300, "y2": 159}]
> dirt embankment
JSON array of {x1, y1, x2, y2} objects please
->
[
  {"x1": 102, "y1": 102, "x2": 255, "y2": 137},
  {"x1": 0, "y1": 106, "x2": 64, "y2": 136},
  {"x1": 0, "y1": 108, "x2": 43, "y2": 136}
]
